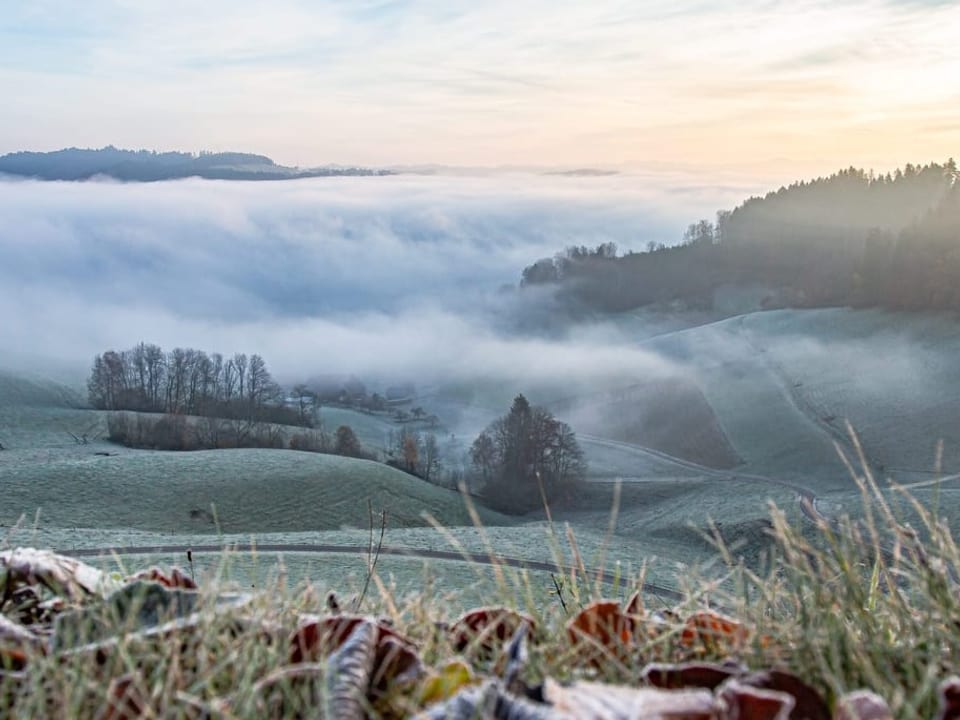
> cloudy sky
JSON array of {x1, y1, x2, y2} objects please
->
[{"x1": 2, "y1": 1, "x2": 958, "y2": 176}]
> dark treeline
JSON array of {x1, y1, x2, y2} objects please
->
[
  {"x1": 0, "y1": 146, "x2": 393, "y2": 181},
  {"x1": 88, "y1": 343, "x2": 305, "y2": 427},
  {"x1": 522, "y1": 160, "x2": 960, "y2": 313}
]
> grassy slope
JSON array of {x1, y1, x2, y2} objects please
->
[
  {"x1": 2, "y1": 446, "x2": 514, "y2": 533},
  {"x1": 552, "y1": 377, "x2": 741, "y2": 469},
  {"x1": 0, "y1": 372, "x2": 511, "y2": 536},
  {"x1": 639, "y1": 316, "x2": 845, "y2": 487},
  {"x1": 315, "y1": 406, "x2": 401, "y2": 452},
  {"x1": 0, "y1": 370, "x2": 82, "y2": 408},
  {"x1": 7, "y1": 304, "x2": 960, "y2": 593},
  {"x1": 743, "y1": 307, "x2": 960, "y2": 476}
]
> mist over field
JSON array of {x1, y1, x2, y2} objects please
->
[{"x1": 0, "y1": 172, "x2": 752, "y2": 384}]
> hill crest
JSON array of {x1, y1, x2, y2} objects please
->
[{"x1": 0, "y1": 146, "x2": 393, "y2": 181}]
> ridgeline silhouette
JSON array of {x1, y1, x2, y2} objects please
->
[
  {"x1": 522, "y1": 160, "x2": 960, "y2": 313},
  {"x1": 0, "y1": 146, "x2": 392, "y2": 181}
]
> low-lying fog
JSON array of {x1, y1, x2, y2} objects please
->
[
  {"x1": 7, "y1": 170, "x2": 960, "y2": 476},
  {"x1": 0, "y1": 171, "x2": 750, "y2": 387}
]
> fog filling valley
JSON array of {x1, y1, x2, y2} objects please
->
[{"x1": 0, "y1": 172, "x2": 751, "y2": 384}]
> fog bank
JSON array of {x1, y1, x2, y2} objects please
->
[{"x1": 0, "y1": 172, "x2": 749, "y2": 384}]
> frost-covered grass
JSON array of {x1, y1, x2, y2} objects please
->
[
  {"x1": 743, "y1": 307, "x2": 960, "y2": 477},
  {"x1": 7, "y1": 467, "x2": 960, "y2": 718},
  {"x1": 9, "y1": 517, "x2": 682, "y2": 596},
  {"x1": 314, "y1": 406, "x2": 402, "y2": 452},
  {"x1": 0, "y1": 372, "x2": 803, "y2": 597},
  {"x1": 1, "y1": 445, "x2": 513, "y2": 534},
  {"x1": 639, "y1": 315, "x2": 844, "y2": 485}
]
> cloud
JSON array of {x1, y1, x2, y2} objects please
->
[
  {"x1": 1, "y1": 1, "x2": 959, "y2": 172},
  {"x1": 0, "y1": 172, "x2": 740, "y2": 386}
]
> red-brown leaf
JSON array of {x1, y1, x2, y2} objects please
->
[
  {"x1": 566, "y1": 600, "x2": 634, "y2": 666},
  {"x1": 718, "y1": 679, "x2": 795, "y2": 720},
  {"x1": 449, "y1": 606, "x2": 535, "y2": 654},
  {"x1": 939, "y1": 677, "x2": 960, "y2": 720},
  {"x1": 643, "y1": 661, "x2": 743, "y2": 690},
  {"x1": 741, "y1": 670, "x2": 829, "y2": 720},
  {"x1": 681, "y1": 611, "x2": 749, "y2": 653}
]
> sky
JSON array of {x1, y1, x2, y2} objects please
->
[{"x1": 2, "y1": 0, "x2": 959, "y2": 177}]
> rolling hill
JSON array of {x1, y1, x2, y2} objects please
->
[
  {"x1": 0, "y1": 147, "x2": 392, "y2": 181},
  {"x1": 6, "y1": 301, "x2": 960, "y2": 587},
  {"x1": 1, "y1": 448, "x2": 514, "y2": 534},
  {"x1": 0, "y1": 372, "x2": 511, "y2": 536}
]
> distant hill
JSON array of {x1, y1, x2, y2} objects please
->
[
  {"x1": 0, "y1": 370, "x2": 81, "y2": 408},
  {"x1": 0, "y1": 146, "x2": 393, "y2": 181},
  {"x1": 521, "y1": 159, "x2": 960, "y2": 314},
  {"x1": 543, "y1": 168, "x2": 619, "y2": 177}
]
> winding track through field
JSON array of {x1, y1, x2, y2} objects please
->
[
  {"x1": 62, "y1": 543, "x2": 685, "y2": 602},
  {"x1": 733, "y1": 315, "x2": 880, "y2": 477},
  {"x1": 580, "y1": 434, "x2": 824, "y2": 524}
]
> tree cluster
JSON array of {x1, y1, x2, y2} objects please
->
[
  {"x1": 289, "y1": 424, "x2": 371, "y2": 459},
  {"x1": 88, "y1": 343, "x2": 306, "y2": 427},
  {"x1": 106, "y1": 411, "x2": 288, "y2": 451},
  {"x1": 519, "y1": 160, "x2": 960, "y2": 314},
  {"x1": 470, "y1": 395, "x2": 586, "y2": 514},
  {"x1": 385, "y1": 428, "x2": 442, "y2": 483},
  {"x1": 106, "y1": 409, "x2": 379, "y2": 459}
]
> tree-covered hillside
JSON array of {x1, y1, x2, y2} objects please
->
[
  {"x1": 522, "y1": 160, "x2": 959, "y2": 313},
  {"x1": 0, "y1": 146, "x2": 392, "y2": 181}
]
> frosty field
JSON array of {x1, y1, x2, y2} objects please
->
[{"x1": 4, "y1": 305, "x2": 959, "y2": 599}]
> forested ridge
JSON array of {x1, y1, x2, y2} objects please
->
[
  {"x1": 0, "y1": 146, "x2": 392, "y2": 181},
  {"x1": 522, "y1": 160, "x2": 960, "y2": 313}
]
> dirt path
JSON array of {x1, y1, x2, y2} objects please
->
[
  {"x1": 887, "y1": 472, "x2": 960, "y2": 492},
  {"x1": 580, "y1": 434, "x2": 824, "y2": 524},
  {"x1": 62, "y1": 542, "x2": 685, "y2": 603},
  {"x1": 734, "y1": 316, "x2": 879, "y2": 478}
]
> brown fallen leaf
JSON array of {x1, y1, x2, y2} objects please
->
[
  {"x1": 1, "y1": 548, "x2": 118, "y2": 599},
  {"x1": 717, "y1": 679, "x2": 794, "y2": 720},
  {"x1": 289, "y1": 613, "x2": 422, "y2": 714},
  {"x1": 740, "y1": 670, "x2": 829, "y2": 720},
  {"x1": 127, "y1": 567, "x2": 197, "y2": 590},
  {"x1": 289, "y1": 614, "x2": 412, "y2": 664},
  {"x1": 939, "y1": 677, "x2": 960, "y2": 720},
  {"x1": 450, "y1": 606, "x2": 536, "y2": 655},
  {"x1": 681, "y1": 611, "x2": 750, "y2": 654},
  {"x1": 566, "y1": 600, "x2": 634, "y2": 667},
  {"x1": 643, "y1": 661, "x2": 743, "y2": 691},
  {"x1": 624, "y1": 590, "x2": 644, "y2": 619},
  {"x1": 834, "y1": 690, "x2": 893, "y2": 720}
]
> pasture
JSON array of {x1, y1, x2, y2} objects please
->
[{"x1": 6, "y1": 306, "x2": 960, "y2": 598}]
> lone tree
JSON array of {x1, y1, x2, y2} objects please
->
[
  {"x1": 334, "y1": 425, "x2": 363, "y2": 458},
  {"x1": 470, "y1": 394, "x2": 586, "y2": 514}
]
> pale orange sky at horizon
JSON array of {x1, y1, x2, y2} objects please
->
[{"x1": 2, "y1": 0, "x2": 959, "y2": 184}]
